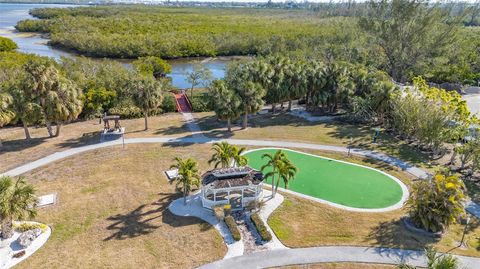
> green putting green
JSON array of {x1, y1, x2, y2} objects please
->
[{"x1": 244, "y1": 148, "x2": 405, "y2": 209}]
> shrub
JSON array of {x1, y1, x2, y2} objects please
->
[
  {"x1": 224, "y1": 215, "x2": 241, "y2": 241},
  {"x1": 223, "y1": 204, "x2": 232, "y2": 216},
  {"x1": 15, "y1": 222, "x2": 48, "y2": 233},
  {"x1": 161, "y1": 94, "x2": 177, "y2": 113},
  {"x1": 407, "y1": 172, "x2": 466, "y2": 233},
  {"x1": 0, "y1": 37, "x2": 18, "y2": 52},
  {"x1": 190, "y1": 94, "x2": 213, "y2": 112},
  {"x1": 213, "y1": 205, "x2": 225, "y2": 221},
  {"x1": 108, "y1": 98, "x2": 142, "y2": 119},
  {"x1": 250, "y1": 213, "x2": 272, "y2": 241}
]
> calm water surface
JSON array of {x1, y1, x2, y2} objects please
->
[{"x1": 0, "y1": 3, "x2": 228, "y2": 88}]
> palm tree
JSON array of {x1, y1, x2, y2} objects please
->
[
  {"x1": 0, "y1": 91, "x2": 14, "y2": 146},
  {"x1": 284, "y1": 60, "x2": 307, "y2": 111},
  {"x1": 230, "y1": 145, "x2": 248, "y2": 167},
  {"x1": 130, "y1": 76, "x2": 164, "y2": 131},
  {"x1": 43, "y1": 78, "x2": 83, "y2": 137},
  {"x1": 225, "y1": 62, "x2": 266, "y2": 129},
  {"x1": 276, "y1": 159, "x2": 298, "y2": 190},
  {"x1": 208, "y1": 80, "x2": 241, "y2": 132},
  {"x1": 23, "y1": 58, "x2": 61, "y2": 137},
  {"x1": 208, "y1": 142, "x2": 248, "y2": 168},
  {"x1": 0, "y1": 176, "x2": 38, "y2": 239},
  {"x1": 209, "y1": 142, "x2": 232, "y2": 168},
  {"x1": 261, "y1": 150, "x2": 297, "y2": 196},
  {"x1": 23, "y1": 58, "x2": 83, "y2": 137},
  {"x1": 304, "y1": 59, "x2": 325, "y2": 111},
  {"x1": 170, "y1": 157, "x2": 201, "y2": 205}
]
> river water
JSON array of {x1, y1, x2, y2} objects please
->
[{"x1": 0, "y1": 3, "x2": 228, "y2": 88}]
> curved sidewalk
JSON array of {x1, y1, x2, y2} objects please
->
[
  {"x1": 1, "y1": 135, "x2": 479, "y2": 218},
  {"x1": 197, "y1": 246, "x2": 480, "y2": 269}
]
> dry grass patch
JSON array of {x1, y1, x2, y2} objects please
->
[
  {"x1": 272, "y1": 262, "x2": 397, "y2": 269},
  {"x1": 0, "y1": 113, "x2": 189, "y2": 173},
  {"x1": 269, "y1": 195, "x2": 480, "y2": 257},
  {"x1": 194, "y1": 112, "x2": 433, "y2": 169},
  {"x1": 16, "y1": 143, "x2": 226, "y2": 269}
]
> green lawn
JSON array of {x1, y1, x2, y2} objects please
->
[{"x1": 245, "y1": 148, "x2": 404, "y2": 209}]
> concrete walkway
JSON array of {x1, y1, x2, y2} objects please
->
[
  {"x1": 168, "y1": 190, "x2": 285, "y2": 259},
  {"x1": 181, "y1": 112, "x2": 206, "y2": 139},
  {"x1": 198, "y1": 246, "x2": 480, "y2": 269}
]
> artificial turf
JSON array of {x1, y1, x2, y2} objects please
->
[{"x1": 244, "y1": 148, "x2": 404, "y2": 209}]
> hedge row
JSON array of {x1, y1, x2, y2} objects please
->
[
  {"x1": 251, "y1": 213, "x2": 272, "y2": 242},
  {"x1": 224, "y1": 215, "x2": 241, "y2": 241}
]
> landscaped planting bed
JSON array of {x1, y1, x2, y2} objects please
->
[
  {"x1": 225, "y1": 215, "x2": 241, "y2": 241},
  {"x1": 251, "y1": 213, "x2": 272, "y2": 241}
]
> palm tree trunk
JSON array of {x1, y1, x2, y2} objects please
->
[
  {"x1": 183, "y1": 186, "x2": 187, "y2": 205},
  {"x1": 46, "y1": 122, "x2": 54, "y2": 137},
  {"x1": 271, "y1": 168, "x2": 276, "y2": 197},
  {"x1": 227, "y1": 118, "x2": 232, "y2": 132},
  {"x1": 275, "y1": 176, "x2": 281, "y2": 194},
  {"x1": 144, "y1": 110, "x2": 149, "y2": 131},
  {"x1": 242, "y1": 109, "x2": 248, "y2": 129},
  {"x1": 22, "y1": 120, "x2": 31, "y2": 140},
  {"x1": 449, "y1": 148, "x2": 457, "y2": 165},
  {"x1": 1, "y1": 217, "x2": 13, "y2": 239},
  {"x1": 54, "y1": 122, "x2": 62, "y2": 137}
]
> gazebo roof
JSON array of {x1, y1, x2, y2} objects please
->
[{"x1": 201, "y1": 166, "x2": 264, "y2": 189}]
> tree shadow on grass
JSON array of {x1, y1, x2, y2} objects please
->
[
  {"x1": 103, "y1": 192, "x2": 177, "y2": 241},
  {"x1": 362, "y1": 157, "x2": 398, "y2": 173},
  {"x1": 327, "y1": 125, "x2": 430, "y2": 166},
  {"x1": 57, "y1": 131, "x2": 101, "y2": 149},
  {"x1": 0, "y1": 131, "x2": 101, "y2": 155},
  {"x1": 366, "y1": 219, "x2": 439, "y2": 255},
  {"x1": 104, "y1": 192, "x2": 211, "y2": 240},
  {"x1": 0, "y1": 137, "x2": 48, "y2": 155}
]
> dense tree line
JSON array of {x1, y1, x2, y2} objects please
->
[
  {"x1": 14, "y1": 2, "x2": 480, "y2": 84},
  {"x1": 209, "y1": 55, "x2": 395, "y2": 129}
]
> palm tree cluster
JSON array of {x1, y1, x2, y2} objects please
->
[
  {"x1": 3, "y1": 57, "x2": 83, "y2": 139},
  {"x1": 209, "y1": 55, "x2": 396, "y2": 131},
  {"x1": 0, "y1": 176, "x2": 38, "y2": 239},
  {"x1": 261, "y1": 150, "x2": 298, "y2": 197},
  {"x1": 251, "y1": 55, "x2": 395, "y2": 116}
]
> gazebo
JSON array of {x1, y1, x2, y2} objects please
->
[{"x1": 200, "y1": 166, "x2": 265, "y2": 210}]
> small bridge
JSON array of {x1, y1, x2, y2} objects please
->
[{"x1": 174, "y1": 92, "x2": 193, "y2": 113}]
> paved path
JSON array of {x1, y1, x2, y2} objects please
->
[
  {"x1": 181, "y1": 112, "x2": 206, "y2": 139},
  {"x1": 198, "y1": 246, "x2": 480, "y2": 269},
  {"x1": 168, "y1": 190, "x2": 285, "y2": 259}
]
